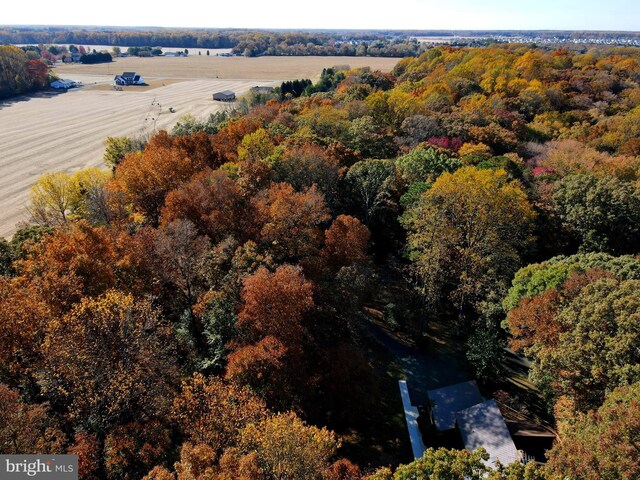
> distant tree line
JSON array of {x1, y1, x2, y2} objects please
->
[
  {"x1": 0, "y1": 27, "x2": 427, "y2": 57},
  {"x1": 79, "y1": 51, "x2": 112, "y2": 64},
  {"x1": 0, "y1": 45, "x2": 51, "y2": 99},
  {"x1": 230, "y1": 33, "x2": 425, "y2": 57},
  {"x1": 126, "y1": 46, "x2": 164, "y2": 57},
  {"x1": 276, "y1": 69, "x2": 347, "y2": 99}
]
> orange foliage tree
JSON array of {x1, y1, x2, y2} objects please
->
[
  {"x1": 321, "y1": 215, "x2": 370, "y2": 269},
  {"x1": 0, "y1": 383, "x2": 66, "y2": 454},
  {"x1": 16, "y1": 222, "x2": 154, "y2": 314},
  {"x1": 235, "y1": 265, "x2": 314, "y2": 347},
  {"x1": 0, "y1": 277, "x2": 51, "y2": 380},
  {"x1": 172, "y1": 373, "x2": 268, "y2": 453},
  {"x1": 41, "y1": 291, "x2": 179, "y2": 431},
  {"x1": 114, "y1": 131, "x2": 211, "y2": 223},
  {"x1": 253, "y1": 183, "x2": 330, "y2": 262},
  {"x1": 104, "y1": 421, "x2": 172, "y2": 480},
  {"x1": 161, "y1": 169, "x2": 256, "y2": 243}
]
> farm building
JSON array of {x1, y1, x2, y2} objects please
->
[
  {"x1": 427, "y1": 380, "x2": 484, "y2": 431},
  {"x1": 50, "y1": 79, "x2": 78, "y2": 89},
  {"x1": 213, "y1": 90, "x2": 236, "y2": 101},
  {"x1": 114, "y1": 72, "x2": 145, "y2": 86},
  {"x1": 456, "y1": 400, "x2": 522, "y2": 468}
]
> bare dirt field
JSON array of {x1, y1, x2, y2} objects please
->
[
  {"x1": 0, "y1": 78, "x2": 258, "y2": 237},
  {"x1": 54, "y1": 54, "x2": 400, "y2": 81},
  {"x1": 0, "y1": 55, "x2": 400, "y2": 238}
]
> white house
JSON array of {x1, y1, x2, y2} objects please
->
[{"x1": 114, "y1": 72, "x2": 145, "y2": 86}]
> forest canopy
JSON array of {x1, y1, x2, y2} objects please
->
[{"x1": 2, "y1": 43, "x2": 640, "y2": 479}]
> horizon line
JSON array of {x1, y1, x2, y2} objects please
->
[{"x1": 2, "y1": 24, "x2": 640, "y2": 34}]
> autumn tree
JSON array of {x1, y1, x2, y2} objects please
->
[
  {"x1": 505, "y1": 268, "x2": 615, "y2": 354},
  {"x1": 17, "y1": 222, "x2": 154, "y2": 314},
  {"x1": 103, "y1": 136, "x2": 137, "y2": 169},
  {"x1": 403, "y1": 166, "x2": 535, "y2": 324},
  {"x1": 172, "y1": 373, "x2": 267, "y2": 453},
  {"x1": 239, "y1": 412, "x2": 339, "y2": 480},
  {"x1": 41, "y1": 291, "x2": 179, "y2": 431},
  {"x1": 0, "y1": 383, "x2": 66, "y2": 454},
  {"x1": 529, "y1": 278, "x2": 640, "y2": 411},
  {"x1": 0, "y1": 277, "x2": 51, "y2": 380},
  {"x1": 174, "y1": 443, "x2": 219, "y2": 480},
  {"x1": 28, "y1": 172, "x2": 74, "y2": 227},
  {"x1": 114, "y1": 131, "x2": 210, "y2": 223},
  {"x1": 235, "y1": 265, "x2": 314, "y2": 347},
  {"x1": 225, "y1": 336, "x2": 289, "y2": 403},
  {"x1": 226, "y1": 265, "x2": 314, "y2": 405},
  {"x1": 161, "y1": 169, "x2": 255, "y2": 243},
  {"x1": 0, "y1": 46, "x2": 49, "y2": 98},
  {"x1": 154, "y1": 219, "x2": 211, "y2": 321},
  {"x1": 320, "y1": 215, "x2": 370, "y2": 269},
  {"x1": 535, "y1": 140, "x2": 639, "y2": 181},
  {"x1": 68, "y1": 432, "x2": 100, "y2": 480},
  {"x1": 253, "y1": 183, "x2": 330, "y2": 261},
  {"x1": 546, "y1": 382, "x2": 640, "y2": 480},
  {"x1": 502, "y1": 252, "x2": 640, "y2": 313},
  {"x1": 270, "y1": 143, "x2": 341, "y2": 206},
  {"x1": 104, "y1": 421, "x2": 172, "y2": 480},
  {"x1": 323, "y1": 459, "x2": 362, "y2": 480},
  {"x1": 28, "y1": 168, "x2": 111, "y2": 227}
]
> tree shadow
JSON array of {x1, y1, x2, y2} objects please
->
[{"x1": 0, "y1": 89, "x2": 69, "y2": 110}]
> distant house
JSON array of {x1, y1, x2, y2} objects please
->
[
  {"x1": 114, "y1": 72, "x2": 145, "y2": 86},
  {"x1": 427, "y1": 380, "x2": 484, "y2": 431},
  {"x1": 456, "y1": 400, "x2": 522, "y2": 469},
  {"x1": 213, "y1": 90, "x2": 236, "y2": 101},
  {"x1": 164, "y1": 52, "x2": 176, "y2": 57},
  {"x1": 50, "y1": 79, "x2": 77, "y2": 89}
]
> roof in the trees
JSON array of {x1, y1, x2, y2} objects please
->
[
  {"x1": 427, "y1": 380, "x2": 483, "y2": 431},
  {"x1": 455, "y1": 399, "x2": 521, "y2": 469}
]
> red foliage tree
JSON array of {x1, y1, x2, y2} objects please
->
[
  {"x1": 253, "y1": 183, "x2": 330, "y2": 261},
  {"x1": 236, "y1": 265, "x2": 314, "y2": 347},
  {"x1": 321, "y1": 215, "x2": 370, "y2": 269},
  {"x1": 68, "y1": 432, "x2": 100, "y2": 480},
  {"x1": 161, "y1": 169, "x2": 256, "y2": 242}
]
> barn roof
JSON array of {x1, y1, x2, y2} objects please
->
[
  {"x1": 427, "y1": 380, "x2": 483, "y2": 431},
  {"x1": 455, "y1": 399, "x2": 521, "y2": 469}
]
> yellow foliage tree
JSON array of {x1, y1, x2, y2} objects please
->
[
  {"x1": 28, "y1": 168, "x2": 111, "y2": 226},
  {"x1": 240, "y1": 412, "x2": 339, "y2": 480},
  {"x1": 41, "y1": 290, "x2": 179, "y2": 431},
  {"x1": 403, "y1": 166, "x2": 536, "y2": 325},
  {"x1": 172, "y1": 373, "x2": 268, "y2": 453}
]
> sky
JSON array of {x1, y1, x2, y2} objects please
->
[{"x1": 1, "y1": 0, "x2": 639, "y2": 31}]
